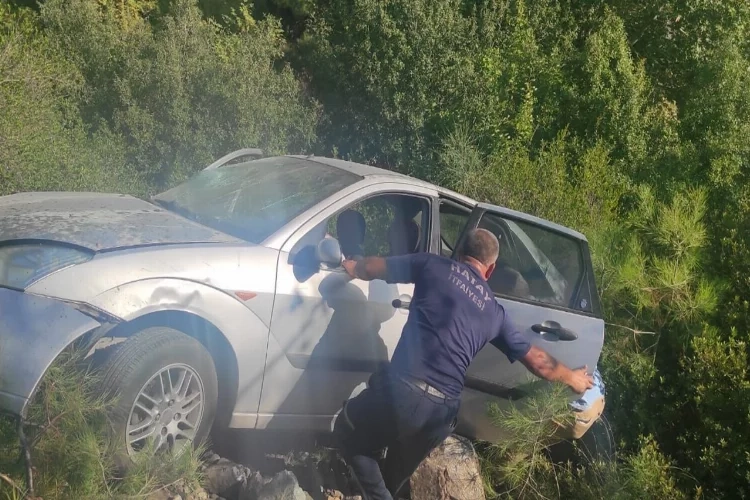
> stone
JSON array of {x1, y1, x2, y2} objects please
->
[
  {"x1": 193, "y1": 489, "x2": 210, "y2": 500},
  {"x1": 168, "y1": 495, "x2": 182, "y2": 500},
  {"x1": 204, "y1": 457, "x2": 251, "y2": 496},
  {"x1": 409, "y1": 435, "x2": 486, "y2": 500},
  {"x1": 256, "y1": 470, "x2": 307, "y2": 500}
]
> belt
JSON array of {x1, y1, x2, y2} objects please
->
[{"x1": 399, "y1": 375, "x2": 449, "y2": 400}]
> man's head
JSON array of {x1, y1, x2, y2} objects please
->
[{"x1": 457, "y1": 228, "x2": 499, "y2": 280}]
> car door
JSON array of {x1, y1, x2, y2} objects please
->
[
  {"x1": 258, "y1": 182, "x2": 436, "y2": 431},
  {"x1": 446, "y1": 202, "x2": 605, "y2": 442}
]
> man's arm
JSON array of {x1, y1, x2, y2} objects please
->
[
  {"x1": 342, "y1": 253, "x2": 428, "y2": 283},
  {"x1": 520, "y1": 345, "x2": 594, "y2": 394},
  {"x1": 342, "y1": 257, "x2": 387, "y2": 281}
]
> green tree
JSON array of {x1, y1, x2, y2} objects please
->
[{"x1": 40, "y1": 0, "x2": 319, "y2": 189}]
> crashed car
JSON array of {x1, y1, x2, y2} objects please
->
[{"x1": 0, "y1": 149, "x2": 610, "y2": 461}]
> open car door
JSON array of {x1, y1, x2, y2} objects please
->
[{"x1": 451, "y1": 203, "x2": 605, "y2": 442}]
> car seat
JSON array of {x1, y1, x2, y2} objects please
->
[
  {"x1": 337, "y1": 209, "x2": 366, "y2": 260},
  {"x1": 387, "y1": 217, "x2": 421, "y2": 256}
]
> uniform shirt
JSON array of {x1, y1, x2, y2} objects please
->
[{"x1": 384, "y1": 252, "x2": 531, "y2": 399}]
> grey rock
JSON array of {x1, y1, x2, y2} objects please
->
[
  {"x1": 238, "y1": 470, "x2": 271, "y2": 500},
  {"x1": 204, "y1": 457, "x2": 252, "y2": 496},
  {"x1": 256, "y1": 470, "x2": 307, "y2": 500},
  {"x1": 409, "y1": 435, "x2": 485, "y2": 500}
]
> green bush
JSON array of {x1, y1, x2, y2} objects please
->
[
  {"x1": 0, "y1": 2, "x2": 136, "y2": 196},
  {"x1": 0, "y1": 351, "x2": 204, "y2": 499},
  {"x1": 39, "y1": 0, "x2": 319, "y2": 191},
  {"x1": 478, "y1": 385, "x2": 690, "y2": 500}
]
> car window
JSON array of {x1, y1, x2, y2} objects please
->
[
  {"x1": 439, "y1": 201, "x2": 471, "y2": 257},
  {"x1": 477, "y1": 212, "x2": 584, "y2": 310},
  {"x1": 292, "y1": 193, "x2": 429, "y2": 266},
  {"x1": 152, "y1": 157, "x2": 360, "y2": 244},
  {"x1": 327, "y1": 194, "x2": 429, "y2": 258}
]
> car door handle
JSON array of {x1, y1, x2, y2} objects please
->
[
  {"x1": 531, "y1": 321, "x2": 578, "y2": 341},
  {"x1": 392, "y1": 294, "x2": 412, "y2": 309}
]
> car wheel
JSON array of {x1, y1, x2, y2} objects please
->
[
  {"x1": 548, "y1": 414, "x2": 616, "y2": 466},
  {"x1": 99, "y1": 327, "x2": 218, "y2": 465}
]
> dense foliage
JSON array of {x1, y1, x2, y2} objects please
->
[
  {"x1": 0, "y1": 352, "x2": 204, "y2": 499},
  {"x1": 2, "y1": 0, "x2": 750, "y2": 497}
]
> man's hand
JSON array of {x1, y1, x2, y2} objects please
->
[
  {"x1": 566, "y1": 365, "x2": 594, "y2": 394},
  {"x1": 341, "y1": 257, "x2": 388, "y2": 281},
  {"x1": 520, "y1": 346, "x2": 594, "y2": 394},
  {"x1": 342, "y1": 259, "x2": 358, "y2": 279}
]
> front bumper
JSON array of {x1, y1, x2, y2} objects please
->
[{"x1": 0, "y1": 287, "x2": 106, "y2": 417}]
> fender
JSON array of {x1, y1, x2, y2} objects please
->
[
  {"x1": 0, "y1": 288, "x2": 112, "y2": 418},
  {"x1": 90, "y1": 278, "x2": 271, "y2": 423}
]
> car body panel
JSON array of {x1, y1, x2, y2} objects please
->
[
  {"x1": 27, "y1": 243, "x2": 278, "y2": 326},
  {"x1": 0, "y1": 287, "x2": 108, "y2": 417},
  {"x1": 0, "y1": 192, "x2": 241, "y2": 251},
  {"x1": 90, "y1": 278, "x2": 271, "y2": 422}
]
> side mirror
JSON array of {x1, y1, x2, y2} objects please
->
[{"x1": 316, "y1": 238, "x2": 343, "y2": 268}]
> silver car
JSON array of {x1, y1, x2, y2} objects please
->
[{"x1": 0, "y1": 151, "x2": 607, "y2": 460}]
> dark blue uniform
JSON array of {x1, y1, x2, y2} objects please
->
[{"x1": 334, "y1": 253, "x2": 531, "y2": 499}]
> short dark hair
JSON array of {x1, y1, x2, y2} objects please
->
[{"x1": 458, "y1": 228, "x2": 499, "y2": 266}]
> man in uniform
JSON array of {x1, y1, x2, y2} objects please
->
[{"x1": 334, "y1": 228, "x2": 594, "y2": 500}]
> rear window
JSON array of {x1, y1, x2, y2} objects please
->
[{"x1": 477, "y1": 212, "x2": 590, "y2": 312}]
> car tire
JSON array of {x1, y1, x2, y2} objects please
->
[
  {"x1": 98, "y1": 327, "x2": 218, "y2": 467},
  {"x1": 548, "y1": 414, "x2": 616, "y2": 466}
]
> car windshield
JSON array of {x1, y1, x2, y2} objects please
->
[{"x1": 152, "y1": 157, "x2": 361, "y2": 244}]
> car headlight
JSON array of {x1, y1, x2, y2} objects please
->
[{"x1": 0, "y1": 244, "x2": 93, "y2": 289}]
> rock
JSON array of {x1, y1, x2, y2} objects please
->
[
  {"x1": 237, "y1": 470, "x2": 271, "y2": 500},
  {"x1": 204, "y1": 452, "x2": 222, "y2": 466},
  {"x1": 204, "y1": 457, "x2": 252, "y2": 496},
  {"x1": 409, "y1": 435, "x2": 485, "y2": 500},
  {"x1": 256, "y1": 470, "x2": 307, "y2": 500},
  {"x1": 169, "y1": 495, "x2": 183, "y2": 500},
  {"x1": 193, "y1": 489, "x2": 210, "y2": 500}
]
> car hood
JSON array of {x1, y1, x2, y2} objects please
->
[{"x1": 0, "y1": 192, "x2": 242, "y2": 251}]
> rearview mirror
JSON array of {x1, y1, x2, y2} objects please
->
[{"x1": 316, "y1": 238, "x2": 343, "y2": 268}]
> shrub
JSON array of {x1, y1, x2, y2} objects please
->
[
  {"x1": 39, "y1": 0, "x2": 319, "y2": 190},
  {"x1": 0, "y1": 3, "x2": 136, "y2": 196},
  {"x1": 0, "y1": 350, "x2": 204, "y2": 499}
]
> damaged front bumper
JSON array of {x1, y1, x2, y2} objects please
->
[{"x1": 0, "y1": 287, "x2": 114, "y2": 418}]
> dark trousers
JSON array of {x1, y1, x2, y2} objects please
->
[{"x1": 333, "y1": 369, "x2": 460, "y2": 500}]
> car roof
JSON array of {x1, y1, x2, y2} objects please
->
[
  {"x1": 278, "y1": 155, "x2": 587, "y2": 242},
  {"x1": 285, "y1": 155, "x2": 408, "y2": 178},
  {"x1": 285, "y1": 154, "x2": 476, "y2": 202}
]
